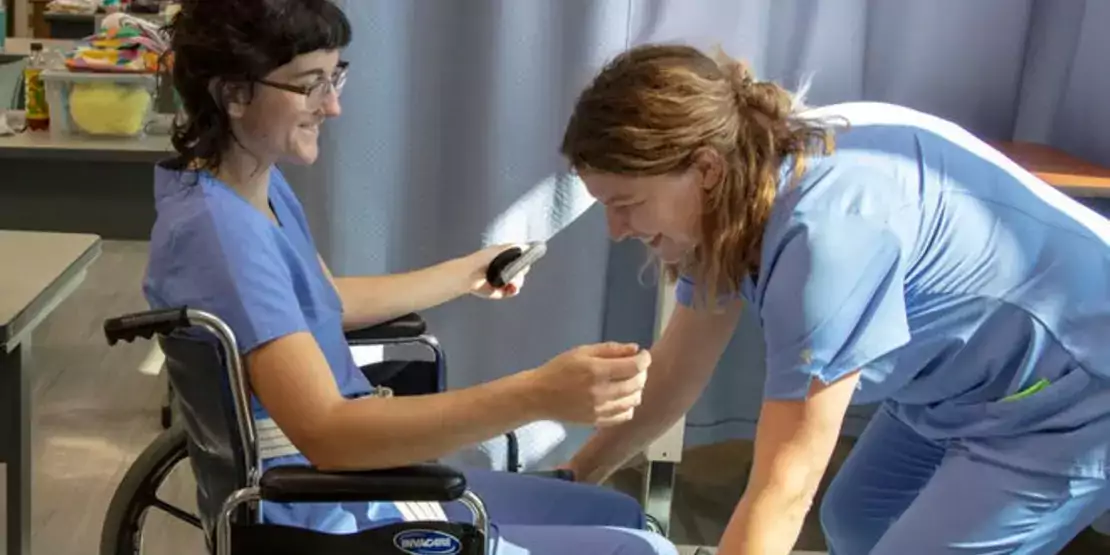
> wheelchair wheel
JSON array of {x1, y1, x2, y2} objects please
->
[
  {"x1": 100, "y1": 424, "x2": 202, "y2": 555},
  {"x1": 645, "y1": 514, "x2": 665, "y2": 535}
]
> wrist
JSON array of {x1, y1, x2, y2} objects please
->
[
  {"x1": 503, "y1": 367, "x2": 550, "y2": 422},
  {"x1": 443, "y1": 254, "x2": 478, "y2": 297}
]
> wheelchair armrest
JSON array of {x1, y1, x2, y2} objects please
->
[
  {"x1": 521, "y1": 468, "x2": 575, "y2": 481},
  {"x1": 258, "y1": 463, "x2": 467, "y2": 504},
  {"x1": 344, "y1": 313, "x2": 427, "y2": 343}
]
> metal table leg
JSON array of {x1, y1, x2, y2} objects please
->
[{"x1": 0, "y1": 342, "x2": 30, "y2": 555}]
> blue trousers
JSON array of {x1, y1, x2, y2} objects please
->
[
  {"x1": 821, "y1": 406, "x2": 1110, "y2": 554},
  {"x1": 444, "y1": 469, "x2": 677, "y2": 555}
]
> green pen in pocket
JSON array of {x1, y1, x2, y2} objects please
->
[{"x1": 1001, "y1": 378, "x2": 1051, "y2": 402}]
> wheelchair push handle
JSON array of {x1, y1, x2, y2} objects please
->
[{"x1": 103, "y1": 307, "x2": 191, "y2": 345}]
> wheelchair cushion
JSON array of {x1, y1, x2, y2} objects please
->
[{"x1": 259, "y1": 463, "x2": 468, "y2": 503}]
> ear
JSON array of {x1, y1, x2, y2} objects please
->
[
  {"x1": 691, "y1": 147, "x2": 725, "y2": 191},
  {"x1": 208, "y1": 78, "x2": 251, "y2": 119}
]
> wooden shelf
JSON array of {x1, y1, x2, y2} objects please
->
[{"x1": 993, "y1": 141, "x2": 1110, "y2": 198}]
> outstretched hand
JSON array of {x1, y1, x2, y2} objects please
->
[{"x1": 466, "y1": 243, "x2": 530, "y2": 299}]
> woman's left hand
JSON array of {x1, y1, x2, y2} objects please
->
[{"x1": 465, "y1": 244, "x2": 530, "y2": 299}]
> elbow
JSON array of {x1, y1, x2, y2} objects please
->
[
  {"x1": 287, "y1": 426, "x2": 349, "y2": 471},
  {"x1": 751, "y1": 467, "x2": 823, "y2": 520},
  {"x1": 279, "y1": 404, "x2": 370, "y2": 472}
]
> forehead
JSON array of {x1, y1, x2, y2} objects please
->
[
  {"x1": 579, "y1": 170, "x2": 672, "y2": 202},
  {"x1": 269, "y1": 49, "x2": 341, "y2": 79}
]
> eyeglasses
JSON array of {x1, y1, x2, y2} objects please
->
[{"x1": 256, "y1": 61, "x2": 349, "y2": 106}]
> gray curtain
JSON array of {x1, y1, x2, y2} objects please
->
[{"x1": 282, "y1": 0, "x2": 1110, "y2": 484}]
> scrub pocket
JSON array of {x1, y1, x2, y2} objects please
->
[{"x1": 981, "y1": 367, "x2": 1095, "y2": 432}]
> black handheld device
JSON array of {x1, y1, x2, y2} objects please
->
[{"x1": 485, "y1": 241, "x2": 547, "y2": 288}]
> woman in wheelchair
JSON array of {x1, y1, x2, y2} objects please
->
[{"x1": 142, "y1": 1, "x2": 676, "y2": 554}]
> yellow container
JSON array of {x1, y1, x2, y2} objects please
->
[{"x1": 40, "y1": 69, "x2": 157, "y2": 138}]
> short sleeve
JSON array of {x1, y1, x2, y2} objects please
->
[
  {"x1": 145, "y1": 212, "x2": 310, "y2": 355},
  {"x1": 758, "y1": 214, "x2": 910, "y2": 400}
]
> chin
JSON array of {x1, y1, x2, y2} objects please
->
[{"x1": 284, "y1": 148, "x2": 319, "y2": 166}]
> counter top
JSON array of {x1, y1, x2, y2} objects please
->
[
  {"x1": 994, "y1": 141, "x2": 1110, "y2": 198},
  {"x1": 0, "y1": 130, "x2": 174, "y2": 162}
]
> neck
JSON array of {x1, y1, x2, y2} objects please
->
[{"x1": 213, "y1": 143, "x2": 274, "y2": 217}]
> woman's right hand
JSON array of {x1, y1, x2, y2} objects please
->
[{"x1": 528, "y1": 342, "x2": 651, "y2": 427}]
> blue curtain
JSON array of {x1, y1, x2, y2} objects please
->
[{"x1": 281, "y1": 0, "x2": 1110, "y2": 496}]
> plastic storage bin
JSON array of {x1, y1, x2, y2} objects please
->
[{"x1": 40, "y1": 69, "x2": 157, "y2": 138}]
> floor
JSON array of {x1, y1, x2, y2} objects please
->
[{"x1": 2, "y1": 240, "x2": 1109, "y2": 554}]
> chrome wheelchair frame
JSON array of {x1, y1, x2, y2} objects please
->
[{"x1": 100, "y1": 307, "x2": 528, "y2": 555}]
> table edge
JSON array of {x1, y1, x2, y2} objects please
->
[
  {"x1": 0, "y1": 236, "x2": 103, "y2": 348},
  {"x1": 0, "y1": 144, "x2": 174, "y2": 164}
]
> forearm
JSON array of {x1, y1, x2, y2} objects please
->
[
  {"x1": 334, "y1": 257, "x2": 470, "y2": 329},
  {"x1": 571, "y1": 301, "x2": 742, "y2": 483},
  {"x1": 308, "y1": 370, "x2": 540, "y2": 470},
  {"x1": 720, "y1": 482, "x2": 816, "y2": 555},
  {"x1": 570, "y1": 356, "x2": 699, "y2": 483}
]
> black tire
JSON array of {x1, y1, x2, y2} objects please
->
[{"x1": 100, "y1": 424, "x2": 198, "y2": 555}]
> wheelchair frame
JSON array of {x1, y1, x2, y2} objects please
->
[{"x1": 103, "y1": 307, "x2": 494, "y2": 555}]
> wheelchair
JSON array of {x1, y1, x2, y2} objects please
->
[{"x1": 98, "y1": 307, "x2": 598, "y2": 555}]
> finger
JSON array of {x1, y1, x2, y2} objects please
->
[
  {"x1": 580, "y1": 342, "x2": 640, "y2": 359},
  {"x1": 595, "y1": 390, "x2": 643, "y2": 417},
  {"x1": 595, "y1": 408, "x2": 636, "y2": 427},
  {"x1": 509, "y1": 270, "x2": 529, "y2": 287},
  {"x1": 508, "y1": 274, "x2": 526, "y2": 290},
  {"x1": 595, "y1": 371, "x2": 647, "y2": 400},
  {"x1": 598, "y1": 357, "x2": 648, "y2": 381}
]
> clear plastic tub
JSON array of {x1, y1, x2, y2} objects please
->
[{"x1": 40, "y1": 69, "x2": 157, "y2": 138}]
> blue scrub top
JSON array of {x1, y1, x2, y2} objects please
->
[
  {"x1": 676, "y1": 102, "x2": 1110, "y2": 480},
  {"x1": 144, "y1": 165, "x2": 408, "y2": 531}
]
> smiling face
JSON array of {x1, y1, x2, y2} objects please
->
[
  {"x1": 225, "y1": 49, "x2": 345, "y2": 166},
  {"x1": 580, "y1": 150, "x2": 722, "y2": 264}
]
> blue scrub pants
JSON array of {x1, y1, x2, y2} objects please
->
[
  {"x1": 820, "y1": 406, "x2": 1110, "y2": 554},
  {"x1": 443, "y1": 469, "x2": 677, "y2": 555}
]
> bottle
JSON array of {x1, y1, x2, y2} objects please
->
[{"x1": 23, "y1": 42, "x2": 49, "y2": 131}]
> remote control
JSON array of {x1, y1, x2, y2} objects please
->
[{"x1": 486, "y1": 241, "x2": 547, "y2": 288}]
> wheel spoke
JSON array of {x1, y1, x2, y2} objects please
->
[{"x1": 150, "y1": 497, "x2": 203, "y2": 529}]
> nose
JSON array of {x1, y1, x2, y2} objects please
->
[
  {"x1": 322, "y1": 91, "x2": 342, "y2": 117},
  {"x1": 605, "y1": 206, "x2": 632, "y2": 241}
]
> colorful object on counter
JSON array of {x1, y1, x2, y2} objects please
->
[
  {"x1": 40, "y1": 68, "x2": 157, "y2": 138},
  {"x1": 65, "y1": 26, "x2": 166, "y2": 73},
  {"x1": 69, "y1": 81, "x2": 152, "y2": 135}
]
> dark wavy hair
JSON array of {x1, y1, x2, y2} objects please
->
[{"x1": 163, "y1": 0, "x2": 352, "y2": 172}]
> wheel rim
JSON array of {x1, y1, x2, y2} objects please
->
[{"x1": 110, "y1": 430, "x2": 203, "y2": 555}]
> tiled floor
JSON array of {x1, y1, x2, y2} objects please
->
[{"x1": 2, "y1": 240, "x2": 1108, "y2": 554}]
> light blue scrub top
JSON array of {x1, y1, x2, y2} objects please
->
[
  {"x1": 144, "y1": 165, "x2": 408, "y2": 532},
  {"x1": 676, "y1": 102, "x2": 1110, "y2": 480}
]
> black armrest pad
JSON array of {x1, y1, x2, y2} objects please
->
[
  {"x1": 258, "y1": 463, "x2": 466, "y2": 503},
  {"x1": 344, "y1": 313, "x2": 427, "y2": 342},
  {"x1": 521, "y1": 469, "x2": 576, "y2": 481}
]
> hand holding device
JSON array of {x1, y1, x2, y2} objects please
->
[{"x1": 485, "y1": 241, "x2": 547, "y2": 289}]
